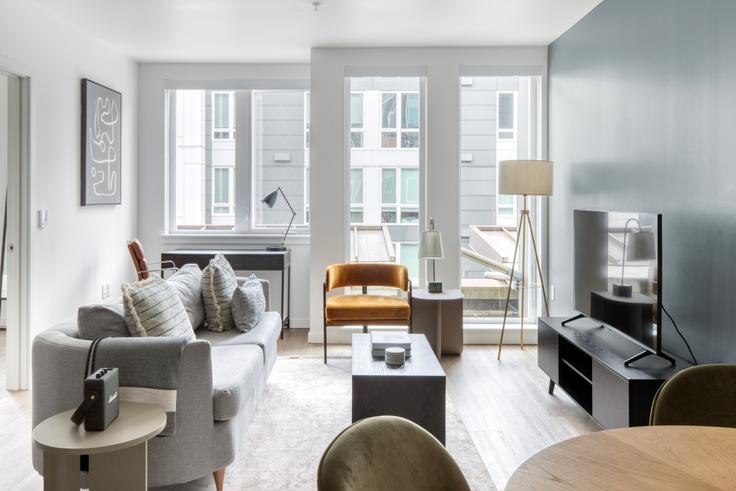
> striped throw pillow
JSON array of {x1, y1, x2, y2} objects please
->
[
  {"x1": 202, "y1": 253, "x2": 237, "y2": 332},
  {"x1": 122, "y1": 277, "x2": 194, "y2": 340}
]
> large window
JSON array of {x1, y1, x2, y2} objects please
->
[
  {"x1": 170, "y1": 88, "x2": 308, "y2": 232},
  {"x1": 459, "y1": 76, "x2": 542, "y2": 321},
  {"x1": 380, "y1": 92, "x2": 419, "y2": 148},
  {"x1": 380, "y1": 168, "x2": 419, "y2": 224}
]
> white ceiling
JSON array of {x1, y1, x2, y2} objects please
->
[{"x1": 30, "y1": 0, "x2": 602, "y2": 62}]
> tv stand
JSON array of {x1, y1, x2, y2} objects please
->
[
  {"x1": 538, "y1": 317, "x2": 689, "y2": 428},
  {"x1": 561, "y1": 313, "x2": 603, "y2": 328},
  {"x1": 625, "y1": 350, "x2": 676, "y2": 368}
]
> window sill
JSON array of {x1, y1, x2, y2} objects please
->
[{"x1": 161, "y1": 232, "x2": 311, "y2": 247}]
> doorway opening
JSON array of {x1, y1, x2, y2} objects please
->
[{"x1": 0, "y1": 70, "x2": 30, "y2": 391}]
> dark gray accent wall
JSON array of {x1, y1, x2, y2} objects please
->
[{"x1": 548, "y1": 0, "x2": 736, "y2": 363}]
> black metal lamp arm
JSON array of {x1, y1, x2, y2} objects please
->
[{"x1": 277, "y1": 187, "x2": 296, "y2": 247}]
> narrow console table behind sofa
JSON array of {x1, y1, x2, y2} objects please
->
[{"x1": 162, "y1": 249, "x2": 291, "y2": 337}]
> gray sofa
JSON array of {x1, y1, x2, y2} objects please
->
[{"x1": 32, "y1": 279, "x2": 280, "y2": 488}]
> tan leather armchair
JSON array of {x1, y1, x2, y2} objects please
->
[
  {"x1": 323, "y1": 263, "x2": 411, "y2": 363},
  {"x1": 127, "y1": 239, "x2": 177, "y2": 280}
]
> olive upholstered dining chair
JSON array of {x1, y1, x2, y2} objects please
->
[
  {"x1": 650, "y1": 364, "x2": 736, "y2": 427},
  {"x1": 318, "y1": 416, "x2": 470, "y2": 491},
  {"x1": 322, "y1": 263, "x2": 412, "y2": 363}
]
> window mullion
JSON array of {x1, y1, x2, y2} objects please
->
[{"x1": 234, "y1": 90, "x2": 251, "y2": 233}]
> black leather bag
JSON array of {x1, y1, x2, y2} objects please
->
[{"x1": 70, "y1": 337, "x2": 120, "y2": 431}]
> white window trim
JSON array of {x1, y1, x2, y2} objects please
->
[
  {"x1": 379, "y1": 91, "x2": 419, "y2": 149},
  {"x1": 304, "y1": 91, "x2": 310, "y2": 150},
  {"x1": 212, "y1": 91, "x2": 235, "y2": 140},
  {"x1": 380, "y1": 167, "x2": 419, "y2": 224}
]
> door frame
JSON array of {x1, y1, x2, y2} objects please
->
[{"x1": 1, "y1": 65, "x2": 31, "y2": 391}]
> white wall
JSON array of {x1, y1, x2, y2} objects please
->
[
  {"x1": 0, "y1": 0, "x2": 138, "y2": 338},
  {"x1": 309, "y1": 47, "x2": 547, "y2": 343},
  {"x1": 137, "y1": 63, "x2": 311, "y2": 327}
]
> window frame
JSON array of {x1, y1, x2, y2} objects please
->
[
  {"x1": 350, "y1": 167, "x2": 365, "y2": 224},
  {"x1": 350, "y1": 92, "x2": 365, "y2": 149},
  {"x1": 212, "y1": 166, "x2": 235, "y2": 216},
  {"x1": 496, "y1": 91, "x2": 517, "y2": 141},
  {"x1": 380, "y1": 167, "x2": 419, "y2": 224},
  {"x1": 379, "y1": 91, "x2": 420, "y2": 149},
  {"x1": 212, "y1": 91, "x2": 235, "y2": 141}
]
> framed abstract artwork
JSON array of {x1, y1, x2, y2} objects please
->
[{"x1": 81, "y1": 78, "x2": 122, "y2": 205}]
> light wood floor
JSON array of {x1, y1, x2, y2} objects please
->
[{"x1": 0, "y1": 328, "x2": 600, "y2": 490}]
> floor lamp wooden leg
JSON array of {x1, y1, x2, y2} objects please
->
[
  {"x1": 498, "y1": 211, "x2": 524, "y2": 360},
  {"x1": 520, "y1": 208, "x2": 527, "y2": 350}
]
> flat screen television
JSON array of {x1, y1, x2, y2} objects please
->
[{"x1": 569, "y1": 209, "x2": 674, "y2": 366}]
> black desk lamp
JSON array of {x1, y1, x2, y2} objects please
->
[{"x1": 262, "y1": 187, "x2": 296, "y2": 251}]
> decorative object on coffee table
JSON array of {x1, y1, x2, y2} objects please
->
[
  {"x1": 411, "y1": 288, "x2": 464, "y2": 357},
  {"x1": 33, "y1": 402, "x2": 165, "y2": 490},
  {"x1": 81, "y1": 79, "x2": 122, "y2": 206},
  {"x1": 497, "y1": 159, "x2": 552, "y2": 359},
  {"x1": 419, "y1": 217, "x2": 444, "y2": 293},
  {"x1": 261, "y1": 187, "x2": 296, "y2": 251},
  {"x1": 352, "y1": 333, "x2": 446, "y2": 444}
]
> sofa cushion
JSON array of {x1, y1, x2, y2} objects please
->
[
  {"x1": 166, "y1": 263, "x2": 205, "y2": 330},
  {"x1": 231, "y1": 274, "x2": 266, "y2": 332},
  {"x1": 201, "y1": 253, "x2": 237, "y2": 332},
  {"x1": 211, "y1": 344, "x2": 263, "y2": 421},
  {"x1": 77, "y1": 303, "x2": 130, "y2": 340},
  {"x1": 122, "y1": 277, "x2": 195, "y2": 340},
  {"x1": 197, "y1": 311, "x2": 281, "y2": 364}
]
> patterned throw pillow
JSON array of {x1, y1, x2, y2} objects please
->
[
  {"x1": 121, "y1": 277, "x2": 194, "y2": 340},
  {"x1": 166, "y1": 263, "x2": 205, "y2": 330},
  {"x1": 231, "y1": 274, "x2": 266, "y2": 332},
  {"x1": 201, "y1": 253, "x2": 237, "y2": 332}
]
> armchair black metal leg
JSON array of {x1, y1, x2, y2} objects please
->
[{"x1": 323, "y1": 323, "x2": 327, "y2": 364}]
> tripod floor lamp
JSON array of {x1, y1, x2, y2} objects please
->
[{"x1": 497, "y1": 160, "x2": 553, "y2": 360}]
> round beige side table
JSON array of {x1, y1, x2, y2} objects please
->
[
  {"x1": 33, "y1": 401, "x2": 166, "y2": 491},
  {"x1": 411, "y1": 289, "x2": 464, "y2": 358}
]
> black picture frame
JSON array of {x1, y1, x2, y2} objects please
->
[{"x1": 81, "y1": 78, "x2": 122, "y2": 205}]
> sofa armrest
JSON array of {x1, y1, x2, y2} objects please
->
[
  {"x1": 236, "y1": 277, "x2": 271, "y2": 311},
  {"x1": 32, "y1": 326, "x2": 216, "y2": 478}
]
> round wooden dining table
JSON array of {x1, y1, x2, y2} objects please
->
[{"x1": 505, "y1": 425, "x2": 736, "y2": 490}]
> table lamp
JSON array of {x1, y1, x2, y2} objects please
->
[
  {"x1": 419, "y1": 218, "x2": 444, "y2": 293},
  {"x1": 261, "y1": 187, "x2": 296, "y2": 251},
  {"x1": 497, "y1": 160, "x2": 553, "y2": 359},
  {"x1": 612, "y1": 218, "x2": 655, "y2": 297}
]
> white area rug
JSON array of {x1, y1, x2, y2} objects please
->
[{"x1": 172, "y1": 355, "x2": 495, "y2": 490}]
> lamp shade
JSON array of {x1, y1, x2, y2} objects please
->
[
  {"x1": 262, "y1": 189, "x2": 279, "y2": 208},
  {"x1": 498, "y1": 160, "x2": 553, "y2": 196},
  {"x1": 626, "y1": 229, "x2": 656, "y2": 261},
  {"x1": 419, "y1": 230, "x2": 444, "y2": 259}
]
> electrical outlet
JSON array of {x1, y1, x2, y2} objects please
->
[
  {"x1": 550, "y1": 285, "x2": 556, "y2": 301},
  {"x1": 102, "y1": 284, "x2": 107, "y2": 299},
  {"x1": 101, "y1": 283, "x2": 111, "y2": 300}
]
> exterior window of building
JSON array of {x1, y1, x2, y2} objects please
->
[
  {"x1": 351, "y1": 93, "x2": 364, "y2": 148},
  {"x1": 213, "y1": 92, "x2": 235, "y2": 140},
  {"x1": 212, "y1": 167, "x2": 233, "y2": 215},
  {"x1": 380, "y1": 167, "x2": 418, "y2": 224},
  {"x1": 350, "y1": 168, "x2": 364, "y2": 224},
  {"x1": 497, "y1": 92, "x2": 516, "y2": 140},
  {"x1": 380, "y1": 92, "x2": 419, "y2": 148}
]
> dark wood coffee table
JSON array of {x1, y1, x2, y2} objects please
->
[{"x1": 352, "y1": 333, "x2": 446, "y2": 444}]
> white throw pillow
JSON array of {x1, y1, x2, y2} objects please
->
[
  {"x1": 231, "y1": 274, "x2": 266, "y2": 332},
  {"x1": 201, "y1": 253, "x2": 237, "y2": 332},
  {"x1": 121, "y1": 276, "x2": 194, "y2": 340}
]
